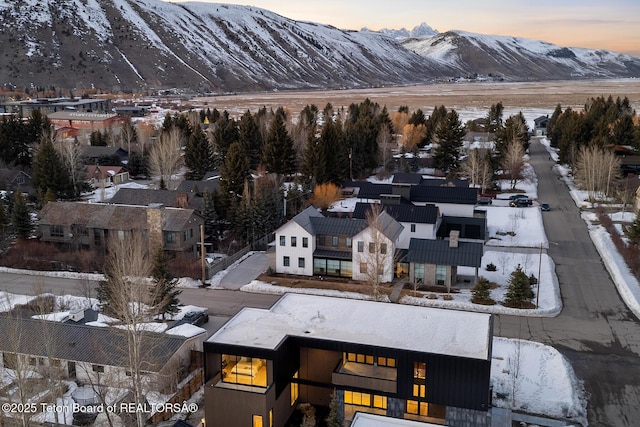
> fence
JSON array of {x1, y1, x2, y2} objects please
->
[{"x1": 207, "y1": 233, "x2": 274, "y2": 278}]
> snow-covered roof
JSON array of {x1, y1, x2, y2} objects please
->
[
  {"x1": 207, "y1": 293, "x2": 492, "y2": 360},
  {"x1": 351, "y1": 413, "x2": 442, "y2": 427},
  {"x1": 166, "y1": 323, "x2": 207, "y2": 338}
]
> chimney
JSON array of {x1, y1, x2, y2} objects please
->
[
  {"x1": 391, "y1": 183, "x2": 411, "y2": 200},
  {"x1": 176, "y1": 193, "x2": 189, "y2": 209},
  {"x1": 449, "y1": 230, "x2": 459, "y2": 248},
  {"x1": 147, "y1": 203, "x2": 164, "y2": 251}
]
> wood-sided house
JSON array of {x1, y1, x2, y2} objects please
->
[{"x1": 38, "y1": 202, "x2": 203, "y2": 257}]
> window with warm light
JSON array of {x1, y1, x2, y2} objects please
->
[
  {"x1": 221, "y1": 355, "x2": 267, "y2": 388},
  {"x1": 252, "y1": 414, "x2": 263, "y2": 427},
  {"x1": 344, "y1": 391, "x2": 387, "y2": 409},
  {"x1": 291, "y1": 372, "x2": 299, "y2": 406},
  {"x1": 406, "y1": 400, "x2": 428, "y2": 416},
  {"x1": 344, "y1": 352, "x2": 395, "y2": 367}
]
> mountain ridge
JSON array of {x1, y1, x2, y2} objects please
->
[{"x1": 0, "y1": 0, "x2": 638, "y2": 93}]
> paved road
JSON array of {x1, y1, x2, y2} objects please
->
[{"x1": 495, "y1": 139, "x2": 640, "y2": 426}]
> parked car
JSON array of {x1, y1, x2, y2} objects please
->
[
  {"x1": 509, "y1": 194, "x2": 530, "y2": 201},
  {"x1": 541, "y1": 203, "x2": 551, "y2": 211},
  {"x1": 183, "y1": 310, "x2": 208, "y2": 326},
  {"x1": 510, "y1": 198, "x2": 532, "y2": 207},
  {"x1": 477, "y1": 197, "x2": 493, "y2": 205}
]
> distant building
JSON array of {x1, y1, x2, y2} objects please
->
[
  {"x1": 48, "y1": 111, "x2": 125, "y2": 143},
  {"x1": 0, "y1": 97, "x2": 111, "y2": 116}
]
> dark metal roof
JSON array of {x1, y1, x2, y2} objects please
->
[
  {"x1": 420, "y1": 178, "x2": 470, "y2": 188},
  {"x1": 437, "y1": 216, "x2": 487, "y2": 240},
  {"x1": 410, "y1": 185, "x2": 478, "y2": 204},
  {"x1": 392, "y1": 173, "x2": 423, "y2": 185},
  {"x1": 353, "y1": 202, "x2": 439, "y2": 224},
  {"x1": 176, "y1": 178, "x2": 220, "y2": 195},
  {"x1": 345, "y1": 181, "x2": 393, "y2": 199},
  {"x1": 406, "y1": 238, "x2": 483, "y2": 267},
  {"x1": 314, "y1": 249, "x2": 353, "y2": 260},
  {"x1": 80, "y1": 146, "x2": 128, "y2": 159},
  {"x1": 309, "y1": 216, "x2": 367, "y2": 237},
  {"x1": 0, "y1": 315, "x2": 186, "y2": 372}
]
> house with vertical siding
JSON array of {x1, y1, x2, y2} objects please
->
[{"x1": 203, "y1": 293, "x2": 494, "y2": 427}]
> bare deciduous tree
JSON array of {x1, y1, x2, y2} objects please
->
[
  {"x1": 100, "y1": 233, "x2": 156, "y2": 427},
  {"x1": 574, "y1": 145, "x2": 621, "y2": 201},
  {"x1": 501, "y1": 140, "x2": 526, "y2": 190},
  {"x1": 354, "y1": 204, "x2": 397, "y2": 301},
  {"x1": 52, "y1": 134, "x2": 84, "y2": 198},
  {"x1": 462, "y1": 148, "x2": 493, "y2": 193},
  {"x1": 149, "y1": 127, "x2": 184, "y2": 190}
]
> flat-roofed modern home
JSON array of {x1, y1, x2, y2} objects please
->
[{"x1": 203, "y1": 294, "x2": 493, "y2": 427}]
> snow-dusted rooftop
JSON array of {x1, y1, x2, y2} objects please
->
[
  {"x1": 351, "y1": 413, "x2": 443, "y2": 427},
  {"x1": 207, "y1": 293, "x2": 492, "y2": 360}
]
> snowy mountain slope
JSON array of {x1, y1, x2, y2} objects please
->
[
  {"x1": 0, "y1": 0, "x2": 638, "y2": 92},
  {"x1": 402, "y1": 31, "x2": 640, "y2": 80},
  {"x1": 376, "y1": 22, "x2": 439, "y2": 40},
  {"x1": 0, "y1": 0, "x2": 453, "y2": 92}
]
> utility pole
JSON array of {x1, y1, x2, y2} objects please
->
[
  {"x1": 536, "y1": 243, "x2": 542, "y2": 307},
  {"x1": 200, "y1": 224, "x2": 206, "y2": 286}
]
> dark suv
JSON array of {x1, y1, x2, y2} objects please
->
[
  {"x1": 183, "y1": 311, "x2": 208, "y2": 326},
  {"x1": 510, "y1": 198, "x2": 531, "y2": 207}
]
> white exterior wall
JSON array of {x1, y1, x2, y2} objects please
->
[
  {"x1": 351, "y1": 228, "x2": 395, "y2": 283},
  {"x1": 397, "y1": 222, "x2": 437, "y2": 249},
  {"x1": 275, "y1": 221, "x2": 314, "y2": 276},
  {"x1": 413, "y1": 202, "x2": 474, "y2": 217}
]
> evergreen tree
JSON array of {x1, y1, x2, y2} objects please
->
[
  {"x1": 149, "y1": 248, "x2": 182, "y2": 319},
  {"x1": 210, "y1": 111, "x2": 238, "y2": 162},
  {"x1": 31, "y1": 137, "x2": 74, "y2": 199},
  {"x1": 262, "y1": 112, "x2": 296, "y2": 175},
  {"x1": 300, "y1": 124, "x2": 320, "y2": 185},
  {"x1": 89, "y1": 130, "x2": 108, "y2": 146},
  {"x1": 612, "y1": 115, "x2": 637, "y2": 148},
  {"x1": 184, "y1": 128, "x2": 213, "y2": 180},
  {"x1": 471, "y1": 277, "x2": 495, "y2": 305},
  {"x1": 494, "y1": 113, "x2": 530, "y2": 163},
  {"x1": 200, "y1": 190, "x2": 219, "y2": 248},
  {"x1": 432, "y1": 109, "x2": 465, "y2": 174},
  {"x1": 220, "y1": 141, "x2": 250, "y2": 197},
  {"x1": 326, "y1": 392, "x2": 343, "y2": 427},
  {"x1": 486, "y1": 102, "x2": 504, "y2": 133},
  {"x1": 547, "y1": 104, "x2": 563, "y2": 147},
  {"x1": 0, "y1": 199, "x2": 7, "y2": 236},
  {"x1": 0, "y1": 115, "x2": 33, "y2": 167},
  {"x1": 424, "y1": 105, "x2": 448, "y2": 146},
  {"x1": 504, "y1": 265, "x2": 534, "y2": 308},
  {"x1": 317, "y1": 114, "x2": 347, "y2": 184},
  {"x1": 10, "y1": 190, "x2": 31, "y2": 239},
  {"x1": 626, "y1": 212, "x2": 640, "y2": 245},
  {"x1": 238, "y1": 110, "x2": 264, "y2": 170}
]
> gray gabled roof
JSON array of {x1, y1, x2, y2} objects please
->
[
  {"x1": 0, "y1": 315, "x2": 185, "y2": 372},
  {"x1": 38, "y1": 202, "x2": 202, "y2": 232},
  {"x1": 437, "y1": 216, "x2": 487, "y2": 240},
  {"x1": 109, "y1": 188, "x2": 188, "y2": 208},
  {"x1": 289, "y1": 206, "x2": 325, "y2": 234},
  {"x1": 309, "y1": 216, "x2": 367, "y2": 237},
  {"x1": 369, "y1": 210, "x2": 404, "y2": 241},
  {"x1": 406, "y1": 238, "x2": 483, "y2": 267}
]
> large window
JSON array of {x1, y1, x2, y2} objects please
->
[
  {"x1": 165, "y1": 232, "x2": 177, "y2": 243},
  {"x1": 283, "y1": 256, "x2": 290, "y2": 267},
  {"x1": 414, "y1": 264, "x2": 425, "y2": 283},
  {"x1": 344, "y1": 391, "x2": 387, "y2": 410},
  {"x1": 302, "y1": 237, "x2": 308, "y2": 248},
  {"x1": 280, "y1": 235, "x2": 286, "y2": 246},
  {"x1": 222, "y1": 355, "x2": 267, "y2": 387},
  {"x1": 344, "y1": 352, "x2": 395, "y2": 367},
  {"x1": 413, "y1": 361, "x2": 426, "y2": 398},
  {"x1": 357, "y1": 241, "x2": 364, "y2": 252},
  {"x1": 183, "y1": 228, "x2": 193, "y2": 241},
  {"x1": 406, "y1": 400, "x2": 428, "y2": 416},
  {"x1": 291, "y1": 372, "x2": 299, "y2": 406},
  {"x1": 436, "y1": 265, "x2": 447, "y2": 286},
  {"x1": 291, "y1": 236, "x2": 297, "y2": 247},
  {"x1": 298, "y1": 257, "x2": 305, "y2": 268},
  {"x1": 326, "y1": 259, "x2": 340, "y2": 275},
  {"x1": 252, "y1": 415, "x2": 263, "y2": 427}
]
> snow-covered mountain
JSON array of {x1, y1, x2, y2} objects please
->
[
  {"x1": 376, "y1": 22, "x2": 439, "y2": 40},
  {"x1": 0, "y1": 0, "x2": 638, "y2": 93},
  {"x1": 402, "y1": 31, "x2": 640, "y2": 80}
]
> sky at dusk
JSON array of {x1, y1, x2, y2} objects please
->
[{"x1": 167, "y1": 0, "x2": 640, "y2": 57}]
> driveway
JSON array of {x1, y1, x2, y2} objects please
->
[
  {"x1": 495, "y1": 139, "x2": 640, "y2": 426},
  {"x1": 218, "y1": 252, "x2": 269, "y2": 290}
]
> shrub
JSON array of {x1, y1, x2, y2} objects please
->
[
  {"x1": 486, "y1": 262, "x2": 497, "y2": 271},
  {"x1": 472, "y1": 277, "x2": 495, "y2": 305}
]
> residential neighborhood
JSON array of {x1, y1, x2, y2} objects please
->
[{"x1": 0, "y1": 92, "x2": 638, "y2": 427}]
